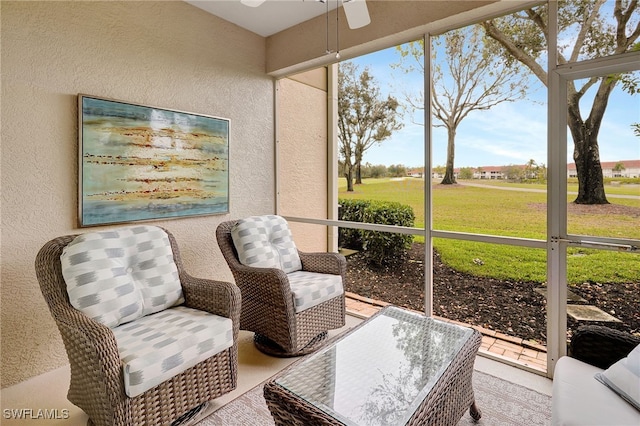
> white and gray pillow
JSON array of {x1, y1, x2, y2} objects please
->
[
  {"x1": 595, "y1": 344, "x2": 640, "y2": 411},
  {"x1": 61, "y1": 225, "x2": 184, "y2": 328},
  {"x1": 230, "y1": 215, "x2": 302, "y2": 273}
]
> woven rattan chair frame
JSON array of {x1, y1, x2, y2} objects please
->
[
  {"x1": 569, "y1": 324, "x2": 640, "y2": 370},
  {"x1": 35, "y1": 228, "x2": 241, "y2": 426},
  {"x1": 216, "y1": 220, "x2": 346, "y2": 357},
  {"x1": 263, "y1": 307, "x2": 482, "y2": 426}
]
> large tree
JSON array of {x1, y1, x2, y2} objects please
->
[
  {"x1": 338, "y1": 62, "x2": 403, "y2": 191},
  {"x1": 482, "y1": 0, "x2": 640, "y2": 204},
  {"x1": 395, "y1": 25, "x2": 528, "y2": 184}
]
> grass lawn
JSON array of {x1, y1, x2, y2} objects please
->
[{"x1": 338, "y1": 177, "x2": 639, "y2": 285}]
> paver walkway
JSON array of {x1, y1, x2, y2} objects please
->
[{"x1": 345, "y1": 292, "x2": 548, "y2": 373}]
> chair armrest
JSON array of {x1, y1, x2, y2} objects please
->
[
  {"x1": 299, "y1": 251, "x2": 346, "y2": 276},
  {"x1": 569, "y1": 325, "x2": 640, "y2": 369},
  {"x1": 55, "y1": 310, "x2": 126, "y2": 403},
  {"x1": 181, "y1": 275, "x2": 241, "y2": 325},
  {"x1": 228, "y1": 266, "x2": 297, "y2": 313},
  {"x1": 35, "y1": 238, "x2": 125, "y2": 400}
]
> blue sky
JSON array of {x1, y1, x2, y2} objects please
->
[{"x1": 345, "y1": 44, "x2": 639, "y2": 169}]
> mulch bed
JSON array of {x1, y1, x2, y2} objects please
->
[{"x1": 344, "y1": 242, "x2": 640, "y2": 345}]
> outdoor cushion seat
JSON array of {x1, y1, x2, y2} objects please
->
[
  {"x1": 35, "y1": 225, "x2": 241, "y2": 426},
  {"x1": 287, "y1": 271, "x2": 344, "y2": 313},
  {"x1": 217, "y1": 215, "x2": 346, "y2": 357},
  {"x1": 552, "y1": 325, "x2": 640, "y2": 426},
  {"x1": 113, "y1": 305, "x2": 233, "y2": 398}
]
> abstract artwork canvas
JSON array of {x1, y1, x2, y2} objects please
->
[{"x1": 79, "y1": 95, "x2": 229, "y2": 226}]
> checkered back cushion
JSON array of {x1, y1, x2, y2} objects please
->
[
  {"x1": 60, "y1": 225, "x2": 184, "y2": 328},
  {"x1": 231, "y1": 215, "x2": 302, "y2": 273}
]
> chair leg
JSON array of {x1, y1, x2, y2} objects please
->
[
  {"x1": 170, "y1": 402, "x2": 210, "y2": 426},
  {"x1": 254, "y1": 332, "x2": 328, "y2": 357},
  {"x1": 470, "y1": 401, "x2": 482, "y2": 421}
]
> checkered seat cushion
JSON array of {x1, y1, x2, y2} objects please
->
[
  {"x1": 231, "y1": 215, "x2": 302, "y2": 273},
  {"x1": 113, "y1": 306, "x2": 233, "y2": 398},
  {"x1": 287, "y1": 271, "x2": 344, "y2": 313}
]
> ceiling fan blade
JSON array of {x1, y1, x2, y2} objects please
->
[
  {"x1": 241, "y1": 0, "x2": 266, "y2": 7},
  {"x1": 342, "y1": 0, "x2": 370, "y2": 29}
]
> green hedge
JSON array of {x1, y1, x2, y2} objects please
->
[
  {"x1": 337, "y1": 199, "x2": 369, "y2": 250},
  {"x1": 338, "y1": 199, "x2": 415, "y2": 266}
]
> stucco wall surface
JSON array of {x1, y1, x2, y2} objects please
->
[
  {"x1": 1, "y1": 1, "x2": 275, "y2": 387},
  {"x1": 278, "y1": 71, "x2": 329, "y2": 252}
]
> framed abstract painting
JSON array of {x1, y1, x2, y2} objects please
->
[{"x1": 78, "y1": 94, "x2": 229, "y2": 227}]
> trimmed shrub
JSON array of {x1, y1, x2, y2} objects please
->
[
  {"x1": 338, "y1": 199, "x2": 370, "y2": 250},
  {"x1": 338, "y1": 198, "x2": 415, "y2": 266},
  {"x1": 362, "y1": 201, "x2": 415, "y2": 266}
]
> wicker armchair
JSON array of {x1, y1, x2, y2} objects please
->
[
  {"x1": 569, "y1": 324, "x2": 640, "y2": 369},
  {"x1": 35, "y1": 227, "x2": 241, "y2": 426},
  {"x1": 216, "y1": 218, "x2": 346, "y2": 357},
  {"x1": 552, "y1": 325, "x2": 640, "y2": 425}
]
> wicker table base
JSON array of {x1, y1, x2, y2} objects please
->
[{"x1": 264, "y1": 306, "x2": 482, "y2": 426}]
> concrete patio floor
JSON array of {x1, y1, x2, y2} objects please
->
[{"x1": 1, "y1": 310, "x2": 552, "y2": 425}]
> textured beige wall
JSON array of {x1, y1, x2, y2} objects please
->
[
  {"x1": 277, "y1": 70, "x2": 329, "y2": 252},
  {"x1": 267, "y1": 0, "x2": 500, "y2": 76},
  {"x1": 1, "y1": 1, "x2": 275, "y2": 387}
]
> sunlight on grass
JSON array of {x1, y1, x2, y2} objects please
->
[
  {"x1": 567, "y1": 249, "x2": 640, "y2": 284},
  {"x1": 339, "y1": 177, "x2": 639, "y2": 285},
  {"x1": 432, "y1": 185, "x2": 546, "y2": 238},
  {"x1": 434, "y1": 239, "x2": 547, "y2": 282}
]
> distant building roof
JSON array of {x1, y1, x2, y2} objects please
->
[
  {"x1": 566, "y1": 159, "x2": 640, "y2": 171},
  {"x1": 440, "y1": 160, "x2": 640, "y2": 174},
  {"x1": 446, "y1": 160, "x2": 638, "y2": 173}
]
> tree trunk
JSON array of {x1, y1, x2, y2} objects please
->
[
  {"x1": 355, "y1": 162, "x2": 362, "y2": 185},
  {"x1": 354, "y1": 147, "x2": 364, "y2": 185},
  {"x1": 345, "y1": 167, "x2": 354, "y2": 192},
  {"x1": 567, "y1": 86, "x2": 610, "y2": 205},
  {"x1": 570, "y1": 126, "x2": 609, "y2": 204},
  {"x1": 441, "y1": 127, "x2": 457, "y2": 184}
]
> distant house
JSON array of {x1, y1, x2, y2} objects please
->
[
  {"x1": 431, "y1": 165, "x2": 509, "y2": 180},
  {"x1": 474, "y1": 166, "x2": 509, "y2": 180},
  {"x1": 567, "y1": 160, "x2": 640, "y2": 179},
  {"x1": 431, "y1": 170, "x2": 445, "y2": 179},
  {"x1": 407, "y1": 168, "x2": 424, "y2": 178},
  {"x1": 427, "y1": 160, "x2": 639, "y2": 180}
]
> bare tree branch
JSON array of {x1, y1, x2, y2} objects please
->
[{"x1": 395, "y1": 25, "x2": 529, "y2": 184}]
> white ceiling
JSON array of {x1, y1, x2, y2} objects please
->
[{"x1": 185, "y1": 0, "x2": 342, "y2": 37}]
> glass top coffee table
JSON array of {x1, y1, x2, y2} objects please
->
[{"x1": 264, "y1": 306, "x2": 482, "y2": 425}]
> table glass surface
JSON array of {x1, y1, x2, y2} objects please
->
[{"x1": 275, "y1": 306, "x2": 474, "y2": 426}]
